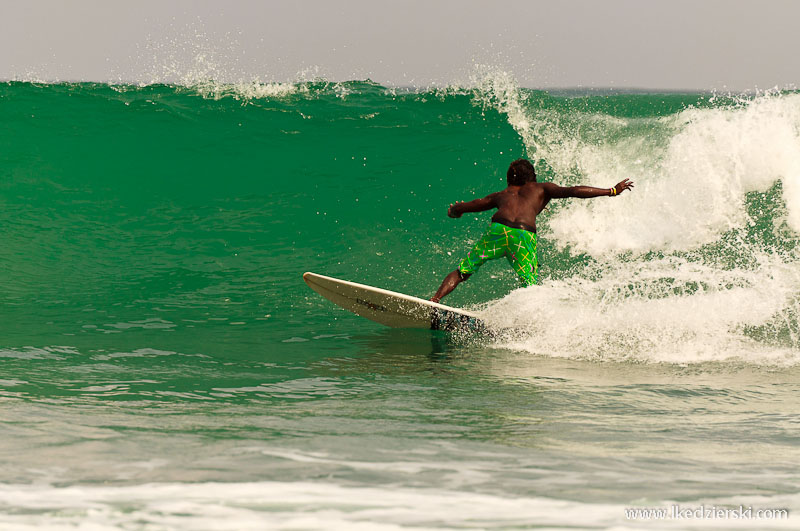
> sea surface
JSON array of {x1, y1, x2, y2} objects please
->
[{"x1": 1, "y1": 76, "x2": 800, "y2": 529}]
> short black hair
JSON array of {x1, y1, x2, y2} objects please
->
[{"x1": 507, "y1": 159, "x2": 536, "y2": 185}]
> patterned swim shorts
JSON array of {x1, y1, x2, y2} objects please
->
[{"x1": 458, "y1": 222, "x2": 538, "y2": 286}]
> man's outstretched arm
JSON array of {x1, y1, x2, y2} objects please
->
[
  {"x1": 447, "y1": 192, "x2": 499, "y2": 218},
  {"x1": 543, "y1": 179, "x2": 634, "y2": 199}
]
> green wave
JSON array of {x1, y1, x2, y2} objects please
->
[{"x1": 2, "y1": 80, "x2": 799, "y2": 362}]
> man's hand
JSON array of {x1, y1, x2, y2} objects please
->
[
  {"x1": 612, "y1": 179, "x2": 634, "y2": 196},
  {"x1": 448, "y1": 202, "x2": 463, "y2": 218}
]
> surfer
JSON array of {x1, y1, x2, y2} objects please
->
[{"x1": 430, "y1": 159, "x2": 633, "y2": 302}]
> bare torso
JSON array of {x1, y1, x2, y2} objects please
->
[
  {"x1": 446, "y1": 179, "x2": 632, "y2": 232},
  {"x1": 488, "y1": 182, "x2": 550, "y2": 233}
]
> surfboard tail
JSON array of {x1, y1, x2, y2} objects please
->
[{"x1": 430, "y1": 307, "x2": 490, "y2": 334}]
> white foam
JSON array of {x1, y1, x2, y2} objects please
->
[
  {"x1": 0, "y1": 481, "x2": 796, "y2": 530},
  {"x1": 480, "y1": 240, "x2": 800, "y2": 366},
  {"x1": 547, "y1": 94, "x2": 800, "y2": 255},
  {"x1": 465, "y1": 69, "x2": 800, "y2": 249},
  {"x1": 464, "y1": 70, "x2": 800, "y2": 366},
  {"x1": 483, "y1": 263, "x2": 800, "y2": 366}
]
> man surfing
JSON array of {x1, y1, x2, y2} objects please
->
[{"x1": 431, "y1": 159, "x2": 633, "y2": 302}]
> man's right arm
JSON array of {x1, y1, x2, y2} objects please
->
[
  {"x1": 448, "y1": 192, "x2": 499, "y2": 218},
  {"x1": 543, "y1": 179, "x2": 634, "y2": 199}
]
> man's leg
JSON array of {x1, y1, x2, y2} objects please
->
[
  {"x1": 430, "y1": 270, "x2": 471, "y2": 303},
  {"x1": 432, "y1": 224, "x2": 502, "y2": 303},
  {"x1": 506, "y1": 229, "x2": 538, "y2": 286}
]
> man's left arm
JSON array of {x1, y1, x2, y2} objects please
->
[{"x1": 544, "y1": 179, "x2": 634, "y2": 199}]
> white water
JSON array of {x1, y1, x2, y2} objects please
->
[
  {"x1": 543, "y1": 93, "x2": 800, "y2": 254},
  {"x1": 0, "y1": 481, "x2": 796, "y2": 530},
  {"x1": 473, "y1": 72, "x2": 800, "y2": 366}
]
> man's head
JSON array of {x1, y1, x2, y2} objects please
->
[{"x1": 507, "y1": 159, "x2": 536, "y2": 185}]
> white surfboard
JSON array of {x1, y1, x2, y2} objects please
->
[{"x1": 303, "y1": 272, "x2": 488, "y2": 333}]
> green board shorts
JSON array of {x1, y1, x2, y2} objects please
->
[{"x1": 458, "y1": 222, "x2": 538, "y2": 286}]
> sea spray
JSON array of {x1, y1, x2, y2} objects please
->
[{"x1": 469, "y1": 80, "x2": 800, "y2": 365}]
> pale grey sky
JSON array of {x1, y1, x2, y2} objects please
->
[{"x1": 1, "y1": 0, "x2": 797, "y2": 90}]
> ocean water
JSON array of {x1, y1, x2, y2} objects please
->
[{"x1": 1, "y1": 76, "x2": 800, "y2": 529}]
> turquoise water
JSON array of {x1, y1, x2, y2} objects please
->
[{"x1": 1, "y1": 78, "x2": 800, "y2": 528}]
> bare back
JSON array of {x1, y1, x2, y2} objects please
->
[
  {"x1": 489, "y1": 182, "x2": 550, "y2": 232},
  {"x1": 447, "y1": 178, "x2": 632, "y2": 233}
]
